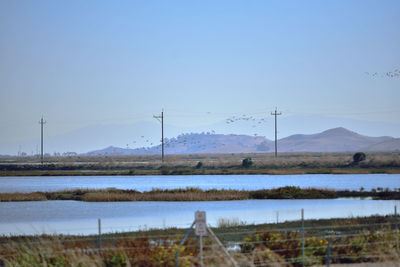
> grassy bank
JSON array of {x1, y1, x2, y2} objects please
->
[
  {"x1": 2, "y1": 186, "x2": 400, "y2": 202},
  {"x1": 2, "y1": 167, "x2": 400, "y2": 177},
  {"x1": 1, "y1": 152, "x2": 400, "y2": 176},
  {"x1": 1, "y1": 215, "x2": 398, "y2": 266}
]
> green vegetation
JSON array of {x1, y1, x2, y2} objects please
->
[
  {"x1": 241, "y1": 226, "x2": 396, "y2": 266},
  {"x1": 249, "y1": 187, "x2": 337, "y2": 199},
  {"x1": 242, "y1": 157, "x2": 253, "y2": 168},
  {"x1": 353, "y1": 151, "x2": 367, "y2": 163},
  {"x1": 2, "y1": 186, "x2": 400, "y2": 202},
  {"x1": 195, "y1": 161, "x2": 203, "y2": 169}
]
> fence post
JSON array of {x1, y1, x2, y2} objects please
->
[
  {"x1": 301, "y1": 208, "x2": 305, "y2": 267},
  {"x1": 175, "y1": 221, "x2": 195, "y2": 267},
  {"x1": 326, "y1": 238, "x2": 331, "y2": 267},
  {"x1": 395, "y1": 206, "x2": 399, "y2": 253},
  {"x1": 207, "y1": 225, "x2": 239, "y2": 267},
  {"x1": 98, "y1": 218, "x2": 102, "y2": 254},
  {"x1": 199, "y1": 235, "x2": 203, "y2": 267}
]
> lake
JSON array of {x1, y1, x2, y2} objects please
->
[
  {"x1": 0, "y1": 198, "x2": 399, "y2": 236},
  {"x1": 0, "y1": 173, "x2": 400, "y2": 193},
  {"x1": 1, "y1": 174, "x2": 400, "y2": 236}
]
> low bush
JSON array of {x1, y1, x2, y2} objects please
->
[
  {"x1": 353, "y1": 152, "x2": 366, "y2": 163},
  {"x1": 242, "y1": 157, "x2": 253, "y2": 168},
  {"x1": 195, "y1": 161, "x2": 203, "y2": 169}
]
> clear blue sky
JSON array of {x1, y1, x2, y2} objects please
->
[{"x1": 1, "y1": 0, "x2": 399, "y2": 147}]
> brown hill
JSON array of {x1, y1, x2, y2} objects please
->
[
  {"x1": 86, "y1": 127, "x2": 395, "y2": 155},
  {"x1": 278, "y1": 127, "x2": 393, "y2": 152},
  {"x1": 361, "y1": 138, "x2": 400, "y2": 151}
]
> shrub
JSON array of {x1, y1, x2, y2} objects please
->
[
  {"x1": 104, "y1": 252, "x2": 127, "y2": 267},
  {"x1": 353, "y1": 152, "x2": 366, "y2": 163},
  {"x1": 195, "y1": 161, "x2": 203, "y2": 169},
  {"x1": 242, "y1": 158, "x2": 253, "y2": 168}
]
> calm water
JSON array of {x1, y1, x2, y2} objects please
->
[
  {"x1": 1, "y1": 174, "x2": 400, "y2": 236},
  {"x1": 1, "y1": 174, "x2": 400, "y2": 193},
  {"x1": 0, "y1": 199, "x2": 399, "y2": 236}
]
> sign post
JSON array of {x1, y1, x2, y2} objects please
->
[
  {"x1": 195, "y1": 211, "x2": 207, "y2": 236},
  {"x1": 175, "y1": 211, "x2": 238, "y2": 267},
  {"x1": 195, "y1": 211, "x2": 206, "y2": 267}
]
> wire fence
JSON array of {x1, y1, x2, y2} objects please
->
[{"x1": 1, "y1": 209, "x2": 400, "y2": 266}]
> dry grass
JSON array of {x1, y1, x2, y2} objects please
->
[
  {"x1": 2, "y1": 186, "x2": 400, "y2": 202},
  {"x1": 0, "y1": 192, "x2": 47, "y2": 202},
  {"x1": 217, "y1": 217, "x2": 246, "y2": 228},
  {"x1": 82, "y1": 189, "x2": 248, "y2": 202},
  {"x1": 1, "y1": 216, "x2": 400, "y2": 266},
  {"x1": 1, "y1": 152, "x2": 399, "y2": 175}
]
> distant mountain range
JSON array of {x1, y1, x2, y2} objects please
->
[
  {"x1": 2, "y1": 114, "x2": 400, "y2": 155},
  {"x1": 85, "y1": 127, "x2": 399, "y2": 155}
]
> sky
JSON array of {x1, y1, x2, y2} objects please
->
[{"x1": 1, "y1": 0, "x2": 400, "y2": 154}]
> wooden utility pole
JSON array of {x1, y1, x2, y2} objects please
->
[
  {"x1": 271, "y1": 107, "x2": 282, "y2": 157},
  {"x1": 39, "y1": 116, "x2": 46, "y2": 164},
  {"x1": 153, "y1": 110, "x2": 164, "y2": 162}
]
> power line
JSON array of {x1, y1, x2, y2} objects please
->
[
  {"x1": 153, "y1": 109, "x2": 164, "y2": 162},
  {"x1": 271, "y1": 107, "x2": 282, "y2": 158},
  {"x1": 39, "y1": 116, "x2": 47, "y2": 164}
]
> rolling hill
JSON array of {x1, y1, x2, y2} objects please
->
[
  {"x1": 361, "y1": 138, "x2": 400, "y2": 151},
  {"x1": 278, "y1": 127, "x2": 393, "y2": 152},
  {"x1": 85, "y1": 127, "x2": 395, "y2": 155}
]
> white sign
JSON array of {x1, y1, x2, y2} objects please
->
[{"x1": 195, "y1": 211, "x2": 207, "y2": 236}]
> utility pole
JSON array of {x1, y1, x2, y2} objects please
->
[
  {"x1": 271, "y1": 107, "x2": 282, "y2": 158},
  {"x1": 153, "y1": 110, "x2": 164, "y2": 162},
  {"x1": 39, "y1": 116, "x2": 46, "y2": 164}
]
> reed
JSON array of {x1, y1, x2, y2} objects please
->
[
  {"x1": 217, "y1": 217, "x2": 246, "y2": 228},
  {"x1": 0, "y1": 192, "x2": 47, "y2": 202},
  {"x1": 2, "y1": 186, "x2": 400, "y2": 202}
]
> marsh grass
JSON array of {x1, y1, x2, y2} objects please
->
[
  {"x1": 217, "y1": 217, "x2": 246, "y2": 228},
  {"x1": 2, "y1": 186, "x2": 400, "y2": 202},
  {"x1": 82, "y1": 188, "x2": 248, "y2": 202},
  {"x1": 0, "y1": 192, "x2": 47, "y2": 202}
]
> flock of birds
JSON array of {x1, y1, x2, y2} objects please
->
[
  {"x1": 125, "y1": 67, "x2": 400, "y2": 152},
  {"x1": 225, "y1": 115, "x2": 268, "y2": 128},
  {"x1": 125, "y1": 114, "x2": 269, "y2": 152},
  {"x1": 365, "y1": 69, "x2": 400, "y2": 78},
  {"x1": 130, "y1": 133, "x2": 229, "y2": 151}
]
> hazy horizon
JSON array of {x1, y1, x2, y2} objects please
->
[
  {"x1": 2, "y1": 114, "x2": 400, "y2": 155},
  {"x1": 1, "y1": 0, "x2": 399, "y2": 154}
]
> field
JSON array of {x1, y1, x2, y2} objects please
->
[{"x1": 1, "y1": 152, "x2": 400, "y2": 176}]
